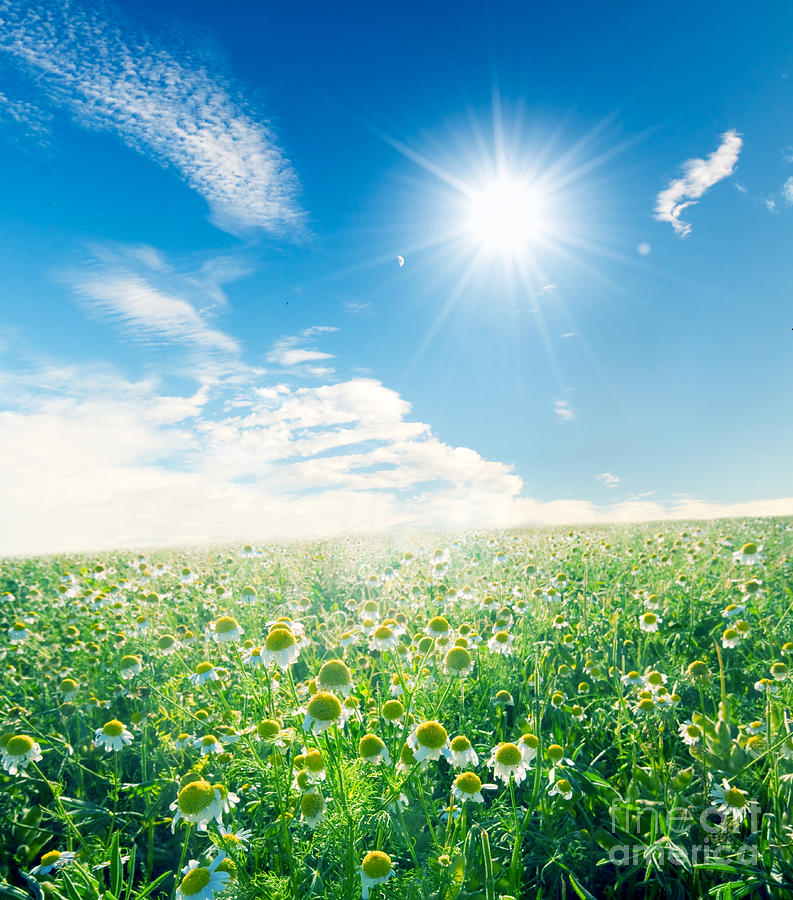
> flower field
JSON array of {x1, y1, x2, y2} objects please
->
[{"x1": 1, "y1": 519, "x2": 793, "y2": 899}]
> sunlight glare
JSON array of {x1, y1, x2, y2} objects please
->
[{"x1": 467, "y1": 177, "x2": 545, "y2": 255}]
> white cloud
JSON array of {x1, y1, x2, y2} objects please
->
[
  {"x1": 0, "y1": 89, "x2": 51, "y2": 143},
  {"x1": 554, "y1": 398, "x2": 574, "y2": 422},
  {"x1": 63, "y1": 244, "x2": 243, "y2": 354},
  {"x1": 0, "y1": 1, "x2": 301, "y2": 234},
  {"x1": 267, "y1": 327, "x2": 337, "y2": 372},
  {"x1": 655, "y1": 130, "x2": 742, "y2": 236},
  {"x1": 782, "y1": 177, "x2": 793, "y2": 206},
  {"x1": 1, "y1": 360, "x2": 791, "y2": 555},
  {"x1": 594, "y1": 472, "x2": 620, "y2": 488},
  {"x1": 71, "y1": 271, "x2": 240, "y2": 354}
]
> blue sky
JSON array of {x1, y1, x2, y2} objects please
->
[{"x1": 1, "y1": 0, "x2": 792, "y2": 553}]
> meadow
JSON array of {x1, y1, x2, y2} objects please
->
[{"x1": 1, "y1": 519, "x2": 792, "y2": 899}]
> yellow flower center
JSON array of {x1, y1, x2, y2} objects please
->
[
  {"x1": 450, "y1": 735, "x2": 471, "y2": 752},
  {"x1": 177, "y1": 780, "x2": 215, "y2": 815},
  {"x1": 195, "y1": 662, "x2": 214, "y2": 675},
  {"x1": 158, "y1": 635, "x2": 176, "y2": 649},
  {"x1": 382, "y1": 700, "x2": 404, "y2": 721},
  {"x1": 723, "y1": 628, "x2": 738, "y2": 640},
  {"x1": 5, "y1": 734, "x2": 34, "y2": 756},
  {"x1": 102, "y1": 720, "x2": 124, "y2": 737},
  {"x1": 495, "y1": 743, "x2": 522, "y2": 766},
  {"x1": 179, "y1": 868, "x2": 211, "y2": 896},
  {"x1": 685, "y1": 725, "x2": 701, "y2": 738},
  {"x1": 201, "y1": 735, "x2": 218, "y2": 747},
  {"x1": 257, "y1": 719, "x2": 280, "y2": 739},
  {"x1": 318, "y1": 660, "x2": 351, "y2": 687},
  {"x1": 522, "y1": 733, "x2": 539, "y2": 750},
  {"x1": 121, "y1": 655, "x2": 140, "y2": 668},
  {"x1": 647, "y1": 671, "x2": 663, "y2": 685},
  {"x1": 416, "y1": 721, "x2": 448, "y2": 749},
  {"x1": 40, "y1": 850, "x2": 61, "y2": 867},
  {"x1": 265, "y1": 628, "x2": 295, "y2": 651},
  {"x1": 455, "y1": 772, "x2": 481, "y2": 794},
  {"x1": 724, "y1": 787, "x2": 747, "y2": 809},
  {"x1": 428, "y1": 616, "x2": 450, "y2": 634},
  {"x1": 687, "y1": 661, "x2": 708, "y2": 677},
  {"x1": 445, "y1": 648, "x2": 471, "y2": 671},
  {"x1": 307, "y1": 692, "x2": 342, "y2": 722},
  {"x1": 361, "y1": 851, "x2": 392, "y2": 879},
  {"x1": 556, "y1": 778, "x2": 572, "y2": 794},
  {"x1": 301, "y1": 793, "x2": 324, "y2": 818},
  {"x1": 373, "y1": 625, "x2": 394, "y2": 640},
  {"x1": 305, "y1": 749, "x2": 325, "y2": 772},
  {"x1": 359, "y1": 734, "x2": 385, "y2": 758},
  {"x1": 741, "y1": 542, "x2": 757, "y2": 555},
  {"x1": 638, "y1": 699, "x2": 655, "y2": 712},
  {"x1": 547, "y1": 744, "x2": 564, "y2": 763},
  {"x1": 215, "y1": 616, "x2": 239, "y2": 634}
]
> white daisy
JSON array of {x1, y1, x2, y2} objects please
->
[
  {"x1": 1, "y1": 735, "x2": 43, "y2": 775},
  {"x1": 452, "y1": 772, "x2": 497, "y2": 804},
  {"x1": 170, "y1": 780, "x2": 225, "y2": 833},
  {"x1": 188, "y1": 663, "x2": 220, "y2": 686},
  {"x1": 639, "y1": 611, "x2": 661, "y2": 633},
  {"x1": 94, "y1": 720, "x2": 133, "y2": 753},
  {"x1": 678, "y1": 720, "x2": 702, "y2": 746},
  {"x1": 30, "y1": 849, "x2": 76, "y2": 876},
  {"x1": 448, "y1": 735, "x2": 479, "y2": 769},
  {"x1": 119, "y1": 655, "x2": 143, "y2": 680},
  {"x1": 195, "y1": 734, "x2": 224, "y2": 756},
  {"x1": 710, "y1": 778, "x2": 751, "y2": 825},
  {"x1": 406, "y1": 721, "x2": 450, "y2": 763},
  {"x1": 176, "y1": 852, "x2": 230, "y2": 900},
  {"x1": 548, "y1": 774, "x2": 574, "y2": 800},
  {"x1": 486, "y1": 631, "x2": 514, "y2": 656},
  {"x1": 369, "y1": 624, "x2": 399, "y2": 652},
  {"x1": 300, "y1": 792, "x2": 327, "y2": 829},
  {"x1": 263, "y1": 627, "x2": 300, "y2": 669},
  {"x1": 488, "y1": 742, "x2": 529, "y2": 785},
  {"x1": 732, "y1": 542, "x2": 762, "y2": 566},
  {"x1": 360, "y1": 851, "x2": 395, "y2": 899},
  {"x1": 303, "y1": 691, "x2": 342, "y2": 735},
  {"x1": 209, "y1": 616, "x2": 244, "y2": 643},
  {"x1": 358, "y1": 733, "x2": 391, "y2": 765}
]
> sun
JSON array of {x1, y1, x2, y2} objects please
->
[{"x1": 466, "y1": 177, "x2": 546, "y2": 255}]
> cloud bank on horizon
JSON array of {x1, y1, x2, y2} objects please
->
[{"x1": 1, "y1": 351, "x2": 792, "y2": 556}]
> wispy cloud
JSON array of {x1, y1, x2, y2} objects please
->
[
  {"x1": 267, "y1": 327, "x2": 337, "y2": 374},
  {"x1": 64, "y1": 244, "x2": 243, "y2": 354},
  {"x1": 0, "y1": 1, "x2": 302, "y2": 234},
  {"x1": 782, "y1": 177, "x2": 793, "y2": 206},
  {"x1": 594, "y1": 472, "x2": 620, "y2": 488},
  {"x1": 655, "y1": 130, "x2": 742, "y2": 236},
  {"x1": 0, "y1": 89, "x2": 51, "y2": 144},
  {"x1": 554, "y1": 398, "x2": 574, "y2": 422}
]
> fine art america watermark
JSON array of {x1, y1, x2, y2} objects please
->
[{"x1": 608, "y1": 799, "x2": 761, "y2": 867}]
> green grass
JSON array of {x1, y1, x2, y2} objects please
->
[{"x1": 1, "y1": 517, "x2": 792, "y2": 899}]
